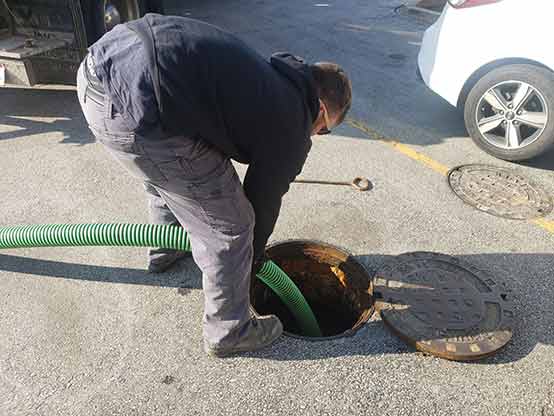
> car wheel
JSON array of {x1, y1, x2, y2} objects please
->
[{"x1": 464, "y1": 64, "x2": 554, "y2": 161}]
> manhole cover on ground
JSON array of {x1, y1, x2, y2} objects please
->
[
  {"x1": 374, "y1": 252, "x2": 513, "y2": 361},
  {"x1": 448, "y1": 164, "x2": 553, "y2": 220}
]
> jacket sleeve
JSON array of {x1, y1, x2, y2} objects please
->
[{"x1": 243, "y1": 136, "x2": 312, "y2": 267}]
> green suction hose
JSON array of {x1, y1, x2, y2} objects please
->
[
  {"x1": 256, "y1": 260, "x2": 322, "y2": 337},
  {"x1": 0, "y1": 223, "x2": 322, "y2": 337}
]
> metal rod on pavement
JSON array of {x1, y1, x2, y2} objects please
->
[{"x1": 293, "y1": 176, "x2": 372, "y2": 192}]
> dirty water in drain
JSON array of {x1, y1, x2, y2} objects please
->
[{"x1": 251, "y1": 241, "x2": 374, "y2": 339}]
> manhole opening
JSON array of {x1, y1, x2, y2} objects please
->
[{"x1": 251, "y1": 241, "x2": 374, "y2": 340}]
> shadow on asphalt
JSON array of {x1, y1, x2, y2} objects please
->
[
  {"x1": 0, "y1": 88, "x2": 93, "y2": 146},
  {"x1": 0, "y1": 1, "x2": 466, "y2": 150},
  {"x1": 1, "y1": 251, "x2": 551, "y2": 364},
  {"x1": 519, "y1": 149, "x2": 554, "y2": 172},
  {"x1": 0, "y1": 253, "x2": 200, "y2": 288},
  {"x1": 165, "y1": 0, "x2": 469, "y2": 147}
]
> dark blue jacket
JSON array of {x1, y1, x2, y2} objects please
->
[{"x1": 89, "y1": 14, "x2": 319, "y2": 263}]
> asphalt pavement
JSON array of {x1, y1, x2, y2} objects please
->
[{"x1": 1, "y1": 1, "x2": 553, "y2": 415}]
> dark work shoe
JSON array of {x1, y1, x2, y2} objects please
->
[
  {"x1": 147, "y1": 249, "x2": 190, "y2": 273},
  {"x1": 204, "y1": 314, "x2": 283, "y2": 358}
]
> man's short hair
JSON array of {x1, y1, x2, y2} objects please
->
[{"x1": 310, "y1": 62, "x2": 352, "y2": 125}]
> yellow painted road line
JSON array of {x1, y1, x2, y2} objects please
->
[
  {"x1": 387, "y1": 142, "x2": 450, "y2": 176},
  {"x1": 531, "y1": 218, "x2": 554, "y2": 234},
  {"x1": 346, "y1": 118, "x2": 450, "y2": 176},
  {"x1": 346, "y1": 117, "x2": 554, "y2": 235}
]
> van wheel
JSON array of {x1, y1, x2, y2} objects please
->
[{"x1": 85, "y1": 0, "x2": 147, "y2": 43}]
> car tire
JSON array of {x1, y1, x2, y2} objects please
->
[
  {"x1": 464, "y1": 64, "x2": 554, "y2": 161},
  {"x1": 85, "y1": 0, "x2": 148, "y2": 44}
]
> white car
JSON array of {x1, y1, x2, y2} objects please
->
[{"x1": 418, "y1": 0, "x2": 554, "y2": 161}]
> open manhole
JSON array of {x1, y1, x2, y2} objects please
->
[
  {"x1": 448, "y1": 164, "x2": 553, "y2": 219},
  {"x1": 251, "y1": 240, "x2": 374, "y2": 339},
  {"x1": 374, "y1": 252, "x2": 514, "y2": 361}
]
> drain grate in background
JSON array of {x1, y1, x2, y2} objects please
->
[{"x1": 448, "y1": 164, "x2": 553, "y2": 220}]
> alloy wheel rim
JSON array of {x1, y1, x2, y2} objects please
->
[{"x1": 475, "y1": 80, "x2": 548, "y2": 150}]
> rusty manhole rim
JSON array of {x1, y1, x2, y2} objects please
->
[
  {"x1": 447, "y1": 163, "x2": 553, "y2": 220},
  {"x1": 255, "y1": 239, "x2": 375, "y2": 341}
]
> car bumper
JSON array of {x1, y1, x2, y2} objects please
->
[{"x1": 417, "y1": 5, "x2": 464, "y2": 107}]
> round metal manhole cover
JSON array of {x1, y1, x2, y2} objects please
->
[
  {"x1": 448, "y1": 164, "x2": 553, "y2": 220},
  {"x1": 373, "y1": 252, "x2": 513, "y2": 361}
]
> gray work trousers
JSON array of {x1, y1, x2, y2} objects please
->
[{"x1": 76, "y1": 60, "x2": 255, "y2": 347}]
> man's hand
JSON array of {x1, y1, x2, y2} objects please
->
[{"x1": 252, "y1": 252, "x2": 269, "y2": 276}]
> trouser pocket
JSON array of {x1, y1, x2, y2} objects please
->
[
  {"x1": 190, "y1": 158, "x2": 255, "y2": 236},
  {"x1": 95, "y1": 128, "x2": 168, "y2": 185}
]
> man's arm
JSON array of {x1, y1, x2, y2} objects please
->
[{"x1": 243, "y1": 137, "x2": 312, "y2": 268}]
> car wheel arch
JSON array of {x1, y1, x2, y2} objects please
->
[{"x1": 457, "y1": 58, "x2": 554, "y2": 111}]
